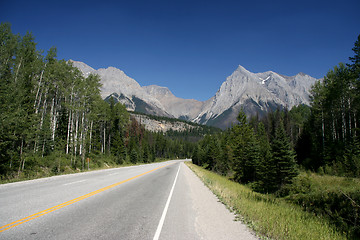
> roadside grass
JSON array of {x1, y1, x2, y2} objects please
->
[
  {"x1": 185, "y1": 162, "x2": 347, "y2": 240},
  {"x1": 282, "y1": 171, "x2": 360, "y2": 238}
]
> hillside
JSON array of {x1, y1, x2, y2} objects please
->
[{"x1": 129, "y1": 111, "x2": 221, "y2": 135}]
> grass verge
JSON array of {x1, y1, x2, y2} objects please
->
[{"x1": 185, "y1": 162, "x2": 347, "y2": 240}]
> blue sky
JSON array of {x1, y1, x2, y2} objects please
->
[{"x1": 1, "y1": 0, "x2": 359, "y2": 101}]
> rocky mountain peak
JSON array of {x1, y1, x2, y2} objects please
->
[
  {"x1": 72, "y1": 60, "x2": 319, "y2": 130},
  {"x1": 297, "y1": 72, "x2": 307, "y2": 77},
  {"x1": 69, "y1": 60, "x2": 95, "y2": 77},
  {"x1": 192, "y1": 65, "x2": 319, "y2": 128},
  {"x1": 143, "y1": 85, "x2": 174, "y2": 97}
]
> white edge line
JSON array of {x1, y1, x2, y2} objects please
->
[
  {"x1": 153, "y1": 163, "x2": 181, "y2": 240},
  {"x1": 63, "y1": 179, "x2": 86, "y2": 186}
]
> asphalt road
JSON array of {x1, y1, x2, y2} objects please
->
[{"x1": 0, "y1": 160, "x2": 257, "y2": 240}]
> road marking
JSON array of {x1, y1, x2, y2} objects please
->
[
  {"x1": 63, "y1": 180, "x2": 86, "y2": 186},
  {"x1": 153, "y1": 163, "x2": 181, "y2": 240},
  {"x1": 0, "y1": 163, "x2": 173, "y2": 233}
]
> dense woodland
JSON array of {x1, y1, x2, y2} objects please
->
[
  {"x1": 192, "y1": 107, "x2": 303, "y2": 193},
  {"x1": 193, "y1": 34, "x2": 360, "y2": 187},
  {"x1": 192, "y1": 34, "x2": 360, "y2": 237},
  {"x1": 0, "y1": 23, "x2": 197, "y2": 180}
]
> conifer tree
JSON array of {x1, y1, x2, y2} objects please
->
[
  {"x1": 231, "y1": 110, "x2": 260, "y2": 184},
  {"x1": 271, "y1": 120, "x2": 298, "y2": 189},
  {"x1": 255, "y1": 123, "x2": 277, "y2": 193}
]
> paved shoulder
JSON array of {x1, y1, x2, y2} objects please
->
[{"x1": 182, "y1": 163, "x2": 258, "y2": 240}]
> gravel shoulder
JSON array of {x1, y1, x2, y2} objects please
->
[{"x1": 182, "y1": 162, "x2": 258, "y2": 240}]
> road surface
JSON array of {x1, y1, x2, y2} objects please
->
[{"x1": 0, "y1": 160, "x2": 257, "y2": 239}]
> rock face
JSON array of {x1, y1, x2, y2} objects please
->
[
  {"x1": 71, "y1": 60, "x2": 171, "y2": 117},
  {"x1": 194, "y1": 65, "x2": 318, "y2": 129},
  {"x1": 71, "y1": 60, "x2": 318, "y2": 129},
  {"x1": 130, "y1": 113, "x2": 196, "y2": 132},
  {"x1": 142, "y1": 85, "x2": 206, "y2": 121}
]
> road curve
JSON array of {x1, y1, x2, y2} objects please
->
[{"x1": 0, "y1": 160, "x2": 257, "y2": 239}]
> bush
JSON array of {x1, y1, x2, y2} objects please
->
[{"x1": 284, "y1": 172, "x2": 360, "y2": 238}]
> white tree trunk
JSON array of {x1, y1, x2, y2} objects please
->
[
  {"x1": 89, "y1": 120, "x2": 93, "y2": 153},
  {"x1": 66, "y1": 109, "x2": 72, "y2": 154},
  {"x1": 79, "y1": 112, "x2": 85, "y2": 157},
  {"x1": 34, "y1": 64, "x2": 46, "y2": 113},
  {"x1": 14, "y1": 58, "x2": 22, "y2": 83},
  {"x1": 74, "y1": 113, "x2": 79, "y2": 156}
]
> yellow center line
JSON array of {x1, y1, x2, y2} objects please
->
[{"x1": 0, "y1": 163, "x2": 173, "y2": 233}]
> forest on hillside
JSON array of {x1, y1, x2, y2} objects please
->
[
  {"x1": 192, "y1": 34, "x2": 360, "y2": 237},
  {"x1": 0, "y1": 23, "x2": 198, "y2": 180},
  {"x1": 193, "y1": 34, "x2": 360, "y2": 185}
]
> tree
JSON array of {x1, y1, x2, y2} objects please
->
[
  {"x1": 130, "y1": 148, "x2": 138, "y2": 164},
  {"x1": 271, "y1": 120, "x2": 298, "y2": 189},
  {"x1": 231, "y1": 110, "x2": 260, "y2": 184},
  {"x1": 254, "y1": 123, "x2": 277, "y2": 193}
]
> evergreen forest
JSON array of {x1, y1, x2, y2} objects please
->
[
  {"x1": 192, "y1": 34, "x2": 360, "y2": 237},
  {"x1": 192, "y1": 34, "x2": 360, "y2": 187},
  {"x1": 0, "y1": 23, "x2": 196, "y2": 181}
]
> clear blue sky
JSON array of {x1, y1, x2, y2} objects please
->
[{"x1": 1, "y1": 0, "x2": 359, "y2": 101}]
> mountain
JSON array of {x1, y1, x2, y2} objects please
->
[
  {"x1": 194, "y1": 65, "x2": 318, "y2": 129},
  {"x1": 70, "y1": 60, "x2": 171, "y2": 117},
  {"x1": 70, "y1": 60, "x2": 318, "y2": 129},
  {"x1": 142, "y1": 85, "x2": 208, "y2": 121}
]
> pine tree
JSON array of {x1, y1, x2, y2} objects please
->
[
  {"x1": 271, "y1": 120, "x2": 298, "y2": 189},
  {"x1": 130, "y1": 148, "x2": 138, "y2": 164},
  {"x1": 344, "y1": 137, "x2": 360, "y2": 177},
  {"x1": 231, "y1": 110, "x2": 260, "y2": 184},
  {"x1": 255, "y1": 123, "x2": 277, "y2": 193}
]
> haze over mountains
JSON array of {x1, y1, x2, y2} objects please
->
[{"x1": 71, "y1": 60, "x2": 319, "y2": 129}]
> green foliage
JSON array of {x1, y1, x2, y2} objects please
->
[
  {"x1": 193, "y1": 109, "x2": 299, "y2": 193},
  {"x1": 231, "y1": 110, "x2": 260, "y2": 183},
  {"x1": 283, "y1": 172, "x2": 360, "y2": 238},
  {"x1": 271, "y1": 120, "x2": 298, "y2": 189},
  {"x1": 187, "y1": 163, "x2": 346, "y2": 240},
  {"x1": 297, "y1": 34, "x2": 360, "y2": 176},
  {"x1": 343, "y1": 138, "x2": 360, "y2": 177},
  {"x1": 130, "y1": 148, "x2": 138, "y2": 164},
  {"x1": 253, "y1": 123, "x2": 277, "y2": 193},
  {"x1": 0, "y1": 22, "x2": 196, "y2": 181}
]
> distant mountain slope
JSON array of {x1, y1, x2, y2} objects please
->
[
  {"x1": 70, "y1": 60, "x2": 319, "y2": 129},
  {"x1": 71, "y1": 60, "x2": 171, "y2": 117},
  {"x1": 193, "y1": 65, "x2": 318, "y2": 129},
  {"x1": 142, "y1": 85, "x2": 207, "y2": 121}
]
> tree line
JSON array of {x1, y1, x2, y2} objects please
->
[
  {"x1": 298, "y1": 35, "x2": 360, "y2": 177},
  {"x1": 0, "y1": 23, "x2": 194, "y2": 180},
  {"x1": 192, "y1": 108, "x2": 301, "y2": 193},
  {"x1": 2, "y1": 20, "x2": 359, "y2": 187},
  {"x1": 193, "y1": 34, "x2": 360, "y2": 193}
]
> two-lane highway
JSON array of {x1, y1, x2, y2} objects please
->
[{"x1": 0, "y1": 160, "x2": 257, "y2": 240}]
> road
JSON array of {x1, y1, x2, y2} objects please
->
[{"x1": 0, "y1": 160, "x2": 257, "y2": 240}]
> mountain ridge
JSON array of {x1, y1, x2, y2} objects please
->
[{"x1": 70, "y1": 60, "x2": 319, "y2": 129}]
